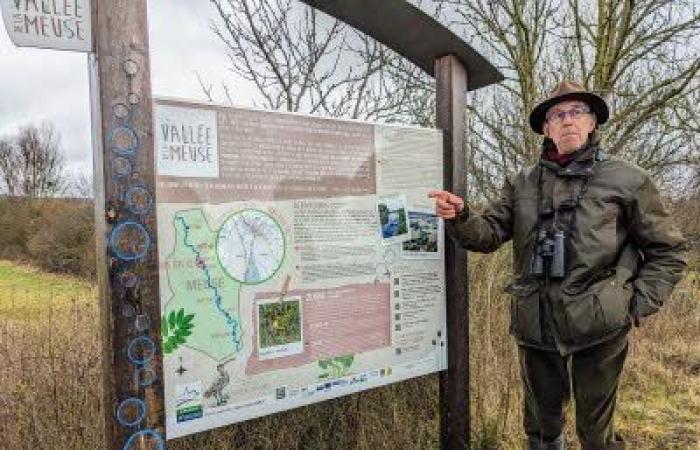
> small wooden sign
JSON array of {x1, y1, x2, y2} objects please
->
[{"x1": 1, "y1": 0, "x2": 93, "y2": 52}]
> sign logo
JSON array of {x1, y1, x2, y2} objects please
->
[
  {"x1": 175, "y1": 381, "x2": 204, "y2": 423},
  {"x1": 1, "y1": 0, "x2": 93, "y2": 52},
  {"x1": 155, "y1": 104, "x2": 220, "y2": 178}
]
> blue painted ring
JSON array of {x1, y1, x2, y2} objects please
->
[
  {"x1": 110, "y1": 221, "x2": 151, "y2": 261},
  {"x1": 122, "y1": 429, "x2": 164, "y2": 450},
  {"x1": 125, "y1": 186, "x2": 153, "y2": 215},
  {"x1": 127, "y1": 335, "x2": 156, "y2": 366},
  {"x1": 116, "y1": 397, "x2": 146, "y2": 427},
  {"x1": 108, "y1": 125, "x2": 139, "y2": 156},
  {"x1": 112, "y1": 156, "x2": 132, "y2": 177}
]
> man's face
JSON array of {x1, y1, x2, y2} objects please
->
[{"x1": 543, "y1": 100, "x2": 597, "y2": 154}]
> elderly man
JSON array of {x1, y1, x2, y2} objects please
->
[{"x1": 429, "y1": 81, "x2": 686, "y2": 450}]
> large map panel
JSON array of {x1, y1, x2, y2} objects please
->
[{"x1": 154, "y1": 98, "x2": 446, "y2": 439}]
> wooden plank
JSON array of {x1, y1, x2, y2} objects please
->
[
  {"x1": 92, "y1": 1, "x2": 166, "y2": 448},
  {"x1": 435, "y1": 54, "x2": 470, "y2": 450},
  {"x1": 298, "y1": 0, "x2": 503, "y2": 89}
]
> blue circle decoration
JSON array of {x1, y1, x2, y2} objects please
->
[
  {"x1": 125, "y1": 186, "x2": 153, "y2": 215},
  {"x1": 122, "y1": 429, "x2": 164, "y2": 450},
  {"x1": 127, "y1": 335, "x2": 156, "y2": 366},
  {"x1": 116, "y1": 398, "x2": 146, "y2": 427},
  {"x1": 108, "y1": 125, "x2": 139, "y2": 156},
  {"x1": 110, "y1": 221, "x2": 151, "y2": 261},
  {"x1": 112, "y1": 156, "x2": 132, "y2": 177}
]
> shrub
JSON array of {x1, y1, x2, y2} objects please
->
[
  {"x1": 0, "y1": 197, "x2": 95, "y2": 278},
  {"x1": 0, "y1": 198, "x2": 30, "y2": 259}
]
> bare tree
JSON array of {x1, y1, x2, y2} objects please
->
[
  {"x1": 437, "y1": 0, "x2": 700, "y2": 198},
  {"x1": 204, "y1": 0, "x2": 436, "y2": 123},
  {"x1": 202, "y1": 0, "x2": 698, "y2": 198},
  {"x1": 65, "y1": 171, "x2": 94, "y2": 199},
  {"x1": 0, "y1": 123, "x2": 67, "y2": 198},
  {"x1": 0, "y1": 137, "x2": 20, "y2": 196},
  {"x1": 565, "y1": 0, "x2": 700, "y2": 183}
]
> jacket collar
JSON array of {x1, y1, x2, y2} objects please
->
[{"x1": 539, "y1": 140, "x2": 600, "y2": 177}]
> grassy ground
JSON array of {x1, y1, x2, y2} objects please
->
[
  {"x1": 1, "y1": 257, "x2": 698, "y2": 449},
  {"x1": 0, "y1": 261, "x2": 102, "y2": 449}
]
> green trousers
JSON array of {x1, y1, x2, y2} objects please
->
[{"x1": 519, "y1": 331, "x2": 628, "y2": 450}]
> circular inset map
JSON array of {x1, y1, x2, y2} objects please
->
[{"x1": 217, "y1": 210, "x2": 285, "y2": 285}]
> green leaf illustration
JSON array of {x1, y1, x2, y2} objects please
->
[
  {"x1": 162, "y1": 308, "x2": 195, "y2": 354},
  {"x1": 338, "y1": 355, "x2": 354, "y2": 368}
]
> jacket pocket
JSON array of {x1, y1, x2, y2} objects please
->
[
  {"x1": 505, "y1": 281, "x2": 541, "y2": 344},
  {"x1": 600, "y1": 273, "x2": 634, "y2": 329},
  {"x1": 561, "y1": 271, "x2": 632, "y2": 343}
]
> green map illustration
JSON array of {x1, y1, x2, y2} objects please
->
[{"x1": 162, "y1": 208, "x2": 285, "y2": 362}]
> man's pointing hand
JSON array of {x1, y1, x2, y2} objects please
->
[{"x1": 428, "y1": 190, "x2": 465, "y2": 220}]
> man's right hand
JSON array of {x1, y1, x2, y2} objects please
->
[{"x1": 428, "y1": 190, "x2": 465, "y2": 220}]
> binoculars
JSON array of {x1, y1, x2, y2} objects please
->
[{"x1": 531, "y1": 229, "x2": 566, "y2": 279}]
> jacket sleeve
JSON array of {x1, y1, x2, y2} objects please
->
[
  {"x1": 627, "y1": 174, "x2": 687, "y2": 317},
  {"x1": 444, "y1": 176, "x2": 514, "y2": 253}
]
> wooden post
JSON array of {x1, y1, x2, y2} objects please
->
[
  {"x1": 436, "y1": 55, "x2": 470, "y2": 450},
  {"x1": 91, "y1": 0, "x2": 166, "y2": 448}
]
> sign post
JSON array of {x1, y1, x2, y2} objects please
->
[
  {"x1": 91, "y1": 1, "x2": 165, "y2": 448},
  {"x1": 435, "y1": 55, "x2": 469, "y2": 449}
]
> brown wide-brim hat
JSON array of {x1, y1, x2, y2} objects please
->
[{"x1": 529, "y1": 81, "x2": 609, "y2": 135}]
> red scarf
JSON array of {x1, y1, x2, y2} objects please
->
[{"x1": 544, "y1": 146, "x2": 577, "y2": 167}]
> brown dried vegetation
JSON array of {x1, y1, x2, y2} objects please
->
[{"x1": 1, "y1": 246, "x2": 697, "y2": 449}]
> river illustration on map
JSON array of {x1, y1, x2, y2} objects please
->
[{"x1": 161, "y1": 208, "x2": 286, "y2": 362}]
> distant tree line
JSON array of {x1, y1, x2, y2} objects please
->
[{"x1": 0, "y1": 122, "x2": 95, "y2": 277}]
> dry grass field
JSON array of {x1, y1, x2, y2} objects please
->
[{"x1": 1, "y1": 252, "x2": 698, "y2": 450}]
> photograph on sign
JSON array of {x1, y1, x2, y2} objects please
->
[
  {"x1": 154, "y1": 98, "x2": 447, "y2": 439},
  {"x1": 254, "y1": 296, "x2": 304, "y2": 360},
  {"x1": 1, "y1": 0, "x2": 92, "y2": 52},
  {"x1": 377, "y1": 194, "x2": 412, "y2": 245},
  {"x1": 401, "y1": 210, "x2": 444, "y2": 260}
]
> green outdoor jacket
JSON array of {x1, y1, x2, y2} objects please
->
[{"x1": 446, "y1": 142, "x2": 687, "y2": 354}]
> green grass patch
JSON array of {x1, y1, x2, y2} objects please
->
[{"x1": 0, "y1": 260, "x2": 95, "y2": 319}]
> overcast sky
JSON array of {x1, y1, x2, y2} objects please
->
[
  {"x1": 0, "y1": 0, "x2": 458, "y2": 182},
  {"x1": 0, "y1": 0, "x2": 253, "y2": 178}
]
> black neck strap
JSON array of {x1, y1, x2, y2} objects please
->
[{"x1": 536, "y1": 148, "x2": 600, "y2": 236}]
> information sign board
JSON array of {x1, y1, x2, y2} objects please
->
[{"x1": 154, "y1": 98, "x2": 448, "y2": 438}]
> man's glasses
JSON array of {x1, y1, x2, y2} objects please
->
[{"x1": 546, "y1": 106, "x2": 591, "y2": 124}]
